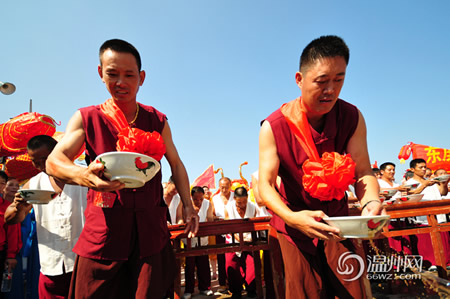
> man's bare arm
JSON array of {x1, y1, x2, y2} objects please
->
[
  {"x1": 438, "y1": 181, "x2": 449, "y2": 196},
  {"x1": 162, "y1": 121, "x2": 199, "y2": 237},
  {"x1": 5, "y1": 182, "x2": 32, "y2": 224},
  {"x1": 206, "y1": 202, "x2": 214, "y2": 222},
  {"x1": 258, "y1": 121, "x2": 340, "y2": 240},
  {"x1": 46, "y1": 111, "x2": 123, "y2": 191},
  {"x1": 346, "y1": 110, "x2": 384, "y2": 216}
]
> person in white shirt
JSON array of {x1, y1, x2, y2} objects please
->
[
  {"x1": 378, "y1": 162, "x2": 409, "y2": 199},
  {"x1": 211, "y1": 177, "x2": 234, "y2": 292},
  {"x1": 406, "y1": 159, "x2": 448, "y2": 224},
  {"x1": 434, "y1": 169, "x2": 450, "y2": 200},
  {"x1": 225, "y1": 187, "x2": 257, "y2": 299},
  {"x1": 377, "y1": 162, "x2": 414, "y2": 254},
  {"x1": 5, "y1": 135, "x2": 87, "y2": 298},
  {"x1": 182, "y1": 186, "x2": 214, "y2": 299},
  {"x1": 405, "y1": 158, "x2": 450, "y2": 269},
  {"x1": 163, "y1": 176, "x2": 182, "y2": 225},
  {"x1": 249, "y1": 171, "x2": 278, "y2": 299}
]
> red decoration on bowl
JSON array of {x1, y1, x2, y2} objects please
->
[{"x1": 368, "y1": 219, "x2": 382, "y2": 230}]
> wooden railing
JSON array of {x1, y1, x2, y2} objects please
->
[
  {"x1": 170, "y1": 200, "x2": 450, "y2": 298},
  {"x1": 350, "y1": 199, "x2": 450, "y2": 279},
  {"x1": 169, "y1": 217, "x2": 272, "y2": 299}
]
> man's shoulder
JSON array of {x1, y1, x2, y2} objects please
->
[
  {"x1": 247, "y1": 200, "x2": 257, "y2": 209},
  {"x1": 212, "y1": 193, "x2": 220, "y2": 202},
  {"x1": 336, "y1": 98, "x2": 358, "y2": 110},
  {"x1": 406, "y1": 178, "x2": 419, "y2": 184},
  {"x1": 28, "y1": 172, "x2": 50, "y2": 188},
  {"x1": 79, "y1": 105, "x2": 100, "y2": 113},
  {"x1": 138, "y1": 103, "x2": 166, "y2": 119},
  {"x1": 264, "y1": 106, "x2": 284, "y2": 125}
]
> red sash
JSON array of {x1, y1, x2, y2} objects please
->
[
  {"x1": 280, "y1": 97, "x2": 356, "y2": 201},
  {"x1": 99, "y1": 98, "x2": 166, "y2": 161}
]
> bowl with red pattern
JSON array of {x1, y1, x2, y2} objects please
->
[
  {"x1": 19, "y1": 189, "x2": 58, "y2": 204},
  {"x1": 395, "y1": 194, "x2": 424, "y2": 204},
  {"x1": 323, "y1": 215, "x2": 390, "y2": 238},
  {"x1": 380, "y1": 189, "x2": 398, "y2": 198},
  {"x1": 95, "y1": 152, "x2": 160, "y2": 188},
  {"x1": 383, "y1": 198, "x2": 397, "y2": 206}
]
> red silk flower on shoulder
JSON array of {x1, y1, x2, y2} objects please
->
[
  {"x1": 116, "y1": 127, "x2": 166, "y2": 161},
  {"x1": 302, "y1": 152, "x2": 356, "y2": 201}
]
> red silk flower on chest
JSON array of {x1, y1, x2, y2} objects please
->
[
  {"x1": 116, "y1": 126, "x2": 166, "y2": 161},
  {"x1": 302, "y1": 152, "x2": 356, "y2": 201}
]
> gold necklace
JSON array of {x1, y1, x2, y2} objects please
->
[{"x1": 128, "y1": 103, "x2": 139, "y2": 125}]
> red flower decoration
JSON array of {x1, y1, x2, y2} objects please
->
[
  {"x1": 367, "y1": 219, "x2": 381, "y2": 230},
  {"x1": 302, "y1": 152, "x2": 356, "y2": 201},
  {"x1": 116, "y1": 127, "x2": 166, "y2": 161}
]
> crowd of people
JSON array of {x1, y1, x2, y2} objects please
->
[
  {"x1": 0, "y1": 35, "x2": 448, "y2": 299},
  {"x1": 165, "y1": 178, "x2": 271, "y2": 299},
  {"x1": 375, "y1": 159, "x2": 450, "y2": 271}
]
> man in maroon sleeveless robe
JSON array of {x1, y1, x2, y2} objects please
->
[
  {"x1": 46, "y1": 39, "x2": 199, "y2": 299},
  {"x1": 258, "y1": 36, "x2": 385, "y2": 298}
]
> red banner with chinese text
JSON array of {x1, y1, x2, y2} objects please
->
[{"x1": 398, "y1": 142, "x2": 450, "y2": 172}]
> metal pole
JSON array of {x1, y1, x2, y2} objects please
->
[{"x1": 29, "y1": 99, "x2": 32, "y2": 112}]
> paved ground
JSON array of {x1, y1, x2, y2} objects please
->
[{"x1": 179, "y1": 261, "x2": 261, "y2": 299}]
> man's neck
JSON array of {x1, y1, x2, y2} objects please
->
[
  {"x1": 381, "y1": 177, "x2": 394, "y2": 185},
  {"x1": 114, "y1": 99, "x2": 138, "y2": 123},
  {"x1": 301, "y1": 99, "x2": 327, "y2": 132},
  {"x1": 412, "y1": 174, "x2": 425, "y2": 183},
  {"x1": 305, "y1": 113, "x2": 326, "y2": 133},
  {"x1": 237, "y1": 206, "x2": 246, "y2": 218}
]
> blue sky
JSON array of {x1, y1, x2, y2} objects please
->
[{"x1": 2, "y1": 1, "x2": 450, "y2": 186}]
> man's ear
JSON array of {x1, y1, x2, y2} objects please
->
[
  {"x1": 98, "y1": 65, "x2": 104, "y2": 82},
  {"x1": 295, "y1": 72, "x2": 303, "y2": 90},
  {"x1": 139, "y1": 70, "x2": 146, "y2": 86}
]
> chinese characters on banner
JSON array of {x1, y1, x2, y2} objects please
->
[{"x1": 398, "y1": 142, "x2": 450, "y2": 172}]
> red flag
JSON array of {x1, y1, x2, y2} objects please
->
[{"x1": 192, "y1": 165, "x2": 216, "y2": 189}]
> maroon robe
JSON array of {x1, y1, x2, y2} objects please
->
[
  {"x1": 75, "y1": 103, "x2": 169, "y2": 260},
  {"x1": 266, "y1": 98, "x2": 358, "y2": 254},
  {"x1": 265, "y1": 99, "x2": 371, "y2": 298}
]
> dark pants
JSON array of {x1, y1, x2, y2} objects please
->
[
  {"x1": 68, "y1": 241, "x2": 175, "y2": 299},
  {"x1": 278, "y1": 233, "x2": 371, "y2": 299},
  {"x1": 184, "y1": 255, "x2": 211, "y2": 293},
  {"x1": 216, "y1": 235, "x2": 227, "y2": 286}
]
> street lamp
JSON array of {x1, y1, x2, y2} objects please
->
[{"x1": 0, "y1": 81, "x2": 16, "y2": 95}]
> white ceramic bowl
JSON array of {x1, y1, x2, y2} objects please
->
[
  {"x1": 433, "y1": 174, "x2": 450, "y2": 182},
  {"x1": 383, "y1": 198, "x2": 397, "y2": 206},
  {"x1": 323, "y1": 215, "x2": 390, "y2": 238},
  {"x1": 396, "y1": 193, "x2": 424, "y2": 204},
  {"x1": 380, "y1": 189, "x2": 398, "y2": 198},
  {"x1": 95, "y1": 152, "x2": 160, "y2": 188},
  {"x1": 404, "y1": 182, "x2": 419, "y2": 190},
  {"x1": 19, "y1": 189, "x2": 58, "y2": 204}
]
